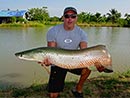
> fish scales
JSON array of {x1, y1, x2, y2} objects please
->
[{"x1": 15, "y1": 45, "x2": 113, "y2": 72}]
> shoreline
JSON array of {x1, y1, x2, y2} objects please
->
[
  {"x1": 0, "y1": 70, "x2": 130, "y2": 97},
  {"x1": 0, "y1": 22, "x2": 122, "y2": 28}
]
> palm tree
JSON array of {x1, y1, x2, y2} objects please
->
[
  {"x1": 124, "y1": 13, "x2": 130, "y2": 20},
  {"x1": 106, "y1": 9, "x2": 121, "y2": 23},
  {"x1": 124, "y1": 13, "x2": 130, "y2": 26},
  {"x1": 94, "y1": 12, "x2": 101, "y2": 22},
  {"x1": 78, "y1": 12, "x2": 92, "y2": 23}
]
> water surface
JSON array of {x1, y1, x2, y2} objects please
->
[{"x1": 0, "y1": 26, "x2": 130, "y2": 89}]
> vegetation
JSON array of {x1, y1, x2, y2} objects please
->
[
  {"x1": 1, "y1": 7, "x2": 130, "y2": 27},
  {"x1": 0, "y1": 70, "x2": 130, "y2": 98},
  {"x1": 0, "y1": 21, "x2": 45, "y2": 27},
  {"x1": 27, "y1": 7, "x2": 49, "y2": 23},
  {"x1": 77, "y1": 8, "x2": 130, "y2": 27}
]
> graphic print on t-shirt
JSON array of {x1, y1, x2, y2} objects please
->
[{"x1": 64, "y1": 39, "x2": 72, "y2": 43}]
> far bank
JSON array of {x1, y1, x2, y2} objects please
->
[{"x1": 0, "y1": 22, "x2": 121, "y2": 27}]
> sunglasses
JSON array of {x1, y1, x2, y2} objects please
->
[{"x1": 64, "y1": 14, "x2": 77, "y2": 19}]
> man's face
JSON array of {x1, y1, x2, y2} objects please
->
[{"x1": 63, "y1": 11, "x2": 77, "y2": 29}]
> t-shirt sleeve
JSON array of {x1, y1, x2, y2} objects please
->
[
  {"x1": 46, "y1": 27, "x2": 57, "y2": 42},
  {"x1": 80, "y1": 29, "x2": 88, "y2": 43}
]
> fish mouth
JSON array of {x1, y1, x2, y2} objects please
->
[{"x1": 15, "y1": 52, "x2": 22, "y2": 57}]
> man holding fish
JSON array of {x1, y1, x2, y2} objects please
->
[
  {"x1": 39, "y1": 7, "x2": 105, "y2": 98},
  {"x1": 15, "y1": 7, "x2": 112, "y2": 98}
]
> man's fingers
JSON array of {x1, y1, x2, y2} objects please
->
[
  {"x1": 95, "y1": 62, "x2": 105, "y2": 72},
  {"x1": 37, "y1": 58, "x2": 51, "y2": 66},
  {"x1": 97, "y1": 66, "x2": 105, "y2": 72}
]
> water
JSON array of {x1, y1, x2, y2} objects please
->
[{"x1": 0, "y1": 26, "x2": 130, "y2": 89}]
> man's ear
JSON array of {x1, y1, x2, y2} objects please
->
[{"x1": 61, "y1": 16, "x2": 64, "y2": 21}]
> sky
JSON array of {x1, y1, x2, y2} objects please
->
[{"x1": 0, "y1": 0, "x2": 130, "y2": 17}]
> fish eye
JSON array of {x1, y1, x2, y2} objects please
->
[{"x1": 20, "y1": 54, "x2": 22, "y2": 57}]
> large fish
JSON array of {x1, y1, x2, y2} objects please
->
[{"x1": 15, "y1": 45, "x2": 113, "y2": 73}]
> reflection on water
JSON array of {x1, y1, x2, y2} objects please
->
[{"x1": 0, "y1": 27, "x2": 130, "y2": 89}]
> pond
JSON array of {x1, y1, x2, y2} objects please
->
[{"x1": 0, "y1": 26, "x2": 130, "y2": 89}]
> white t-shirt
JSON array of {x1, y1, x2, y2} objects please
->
[{"x1": 47, "y1": 24, "x2": 88, "y2": 50}]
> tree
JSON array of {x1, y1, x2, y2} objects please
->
[
  {"x1": 90, "y1": 12, "x2": 102, "y2": 22},
  {"x1": 100, "y1": 15, "x2": 107, "y2": 23},
  {"x1": 49, "y1": 16, "x2": 60, "y2": 22},
  {"x1": 27, "y1": 7, "x2": 49, "y2": 23},
  {"x1": 78, "y1": 12, "x2": 92, "y2": 23},
  {"x1": 124, "y1": 13, "x2": 130, "y2": 20},
  {"x1": 106, "y1": 9, "x2": 121, "y2": 23},
  {"x1": 124, "y1": 13, "x2": 130, "y2": 26}
]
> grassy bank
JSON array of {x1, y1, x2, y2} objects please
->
[
  {"x1": 0, "y1": 22, "x2": 45, "y2": 27},
  {"x1": 0, "y1": 70, "x2": 130, "y2": 98},
  {"x1": 77, "y1": 22, "x2": 119, "y2": 27},
  {"x1": 0, "y1": 22, "x2": 120, "y2": 27}
]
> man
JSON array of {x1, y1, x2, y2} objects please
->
[{"x1": 39, "y1": 7, "x2": 91, "y2": 98}]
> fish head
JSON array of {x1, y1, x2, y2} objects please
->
[
  {"x1": 15, "y1": 49, "x2": 44, "y2": 62},
  {"x1": 15, "y1": 52, "x2": 35, "y2": 61}
]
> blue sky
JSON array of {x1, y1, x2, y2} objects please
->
[{"x1": 0, "y1": 0, "x2": 130, "y2": 17}]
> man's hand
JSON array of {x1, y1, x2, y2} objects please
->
[
  {"x1": 95, "y1": 62, "x2": 105, "y2": 72},
  {"x1": 38, "y1": 41, "x2": 57, "y2": 67},
  {"x1": 38, "y1": 58, "x2": 52, "y2": 66},
  {"x1": 96, "y1": 65, "x2": 105, "y2": 72}
]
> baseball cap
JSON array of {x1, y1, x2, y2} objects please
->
[{"x1": 63, "y1": 7, "x2": 77, "y2": 15}]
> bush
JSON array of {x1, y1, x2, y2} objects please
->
[{"x1": 10, "y1": 17, "x2": 16, "y2": 23}]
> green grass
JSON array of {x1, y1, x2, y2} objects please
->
[
  {"x1": 0, "y1": 22, "x2": 45, "y2": 27},
  {"x1": 77, "y1": 22, "x2": 119, "y2": 27},
  {"x1": 0, "y1": 22, "x2": 120, "y2": 27},
  {"x1": 0, "y1": 70, "x2": 130, "y2": 98}
]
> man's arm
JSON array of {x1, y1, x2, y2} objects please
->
[
  {"x1": 48, "y1": 41, "x2": 57, "y2": 47},
  {"x1": 79, "y1": 41, "x2": 87, "y2": 49}
]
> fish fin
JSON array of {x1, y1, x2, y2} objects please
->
[{"x1": 103, "y1": 68, "x2": 113, "y2": 73}]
